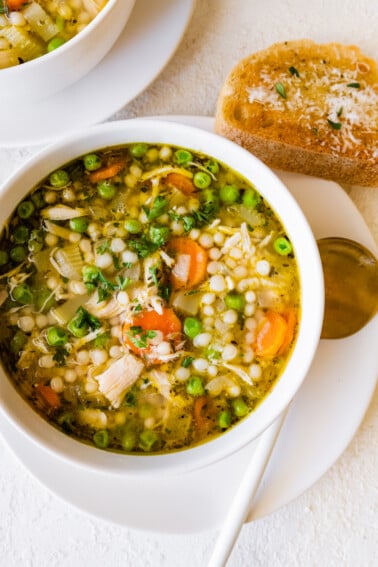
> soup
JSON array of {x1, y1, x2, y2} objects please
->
[
  {"x1": 0, "y1": 143, "x2": 300, "y2": 453},
  {"x1": 0, "y1": 0, "x2": 108, "y2": 68}
]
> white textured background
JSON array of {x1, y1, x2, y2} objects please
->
[{"x1": 1, "y1": 1, "x2": 377, "y2": 566}]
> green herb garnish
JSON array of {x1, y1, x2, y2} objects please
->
[
  {"x1": 53, "y1": 348, "x2": 69, "y2": 367},
  {"x1": 96, "y1": 240, "x2": 110, "y2": 254},
  {"x1": 275, "y1": 82, "x2": 287, "y2": 99},
  {"x1": 347, "y1": 82, "x2": 360, "y2": 88},
  {"x1": 127, "y1": 327, "x2": 157, "y2": 349},
  {"x1": 327, "y1": 119, "x2": 342, "y2": 130},
  {"x1": 74, "y1": 307, "x2": 101, "y2": 330},
  {"x1": 128, "y1": 236, "x2": 160, "y2": 258},
  {"x1": 82, "y1": 266, "x2": 131, "y2": 301},
  {"x1": 288, "y1": 66, "x2": 300, "y2": 77},
  {"x1": 181, "y1": 356, "x2": 194, "y2": 368},
  {"x1": 143, "y1": 196, "x2": 168, "y2": 221}
]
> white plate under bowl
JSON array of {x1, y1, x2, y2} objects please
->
[
  {"x1": 0, "y1": 0, "x2": 194, "y2": 148},
  {"x1": 0, "y1": 116, "x2": 377, "y2": 534}
]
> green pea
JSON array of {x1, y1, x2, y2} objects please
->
[
  {"x1": 0, "y1": 250, "x2": 8, "y2": 266},
  {"x1": 148, "y1": 224, "x2": 170, "y2": 246},
  {"x1": 204, "y1": 348, "x2": 221, "y2": 361},
  {"x1": 10, "y1": 246, "x2": 27, "y2": 263},
  {"x1": 193, "y1": 171, "x2": 211, "y2": 189},
  {"x1": 273, "y1": 236, "x2": 293, "y2": 255},
  {"x1": 31, "y1": 191, "x2": 45, "y2": 209},
  {"x1": 139, "y1": 430, "x2": 159, "y2": 452},
  {"x1": 124, "y1": 219, "x2": 143, "y2": 234},
  {"x1": 97, "y1": 180, "x2": 117, "y2": 200},
  {"x1": 17, "y1": 201, "x2": 35, "y2": 219},
  {"x1": 12, "y1": 284, "x2": 33, "y2": 305},
  {"x1": 186, "y1": 375, "x2": 205, "y2": 396},
  {"x1": 67, "y1": 317, "x2": 88, "y2": 338},
  {"x1": 93, "y1": 429, "x2": 109, "y2": 449},
  {"x1": 14, "y1": 225, "x2": 29, "y2": 244},
  {"x1": 201, "y1": 188, "x2": 220, "y2": 209},
  {"x1": 10, "y1": 330, "x2": 27, "y2": 354},
  {"x1": 49, "y1": 169, "x2": 69, "y2": 187},
  {"x1": 130, "y1": 143, "x2": 148, "y2": 158},
  {"x1": 35, "y1": 287, "x2": 56, "y2": 312},
  {"x1": 242, "y1": 188, "x2": 261, "y2": 208},
  {"x1": 232, "y1": 397, "x2": 249, "y2": 418},
  {"x1": 121, "y1": 430, "x2": 137, "y2": 451},
  {"x1": 138, "y1": 404, "x2": 153, "y2": 419},
  {"x1": 205, "y1": 159, "x2": 219, "y2": 175},
  {"x1": 224, "y1": 292, "x2": 246, "y2": 312},
  {"x1": 218, "y1": 410, "x2": 232, "y2": 429},
  {"x1": 174, "y1": 149, "x2": 193, "y2": 166},
  {"x1": 183, "y1": 317, "x2": 202, "y2": 339},
  {"x1": 83, "y1": 154, "x2": 102, "y2": 171},
  {"x1": 47, "y1": 37, "x2": 66, "y2": 52},
  {"x1": 28, "y1": 229, "x2": 44, "y2": 253},
  {"x1": 220, "y1": 184, "x2": 240, "y2": 204},
  {"x1": 46, "y1": 326, "x2": 68, "y2": 347},
  {"x1": 69, "y1": 217, "x2": 89, "y2": 233}
]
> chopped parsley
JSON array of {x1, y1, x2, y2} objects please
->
[
  {"x1": 53, "y1": 348, "x2": 69, "y2": 367},
  {"x1": 192, "y1": 202, "x2": 218, "y2": 227},
  {"x1": 127, "y1": 326, "x2": 157, "y2": 349},
  {"x1": 142, "y1": 196, "x2": 168, "y2": 221},
  {"x1": 73, "y1": 306, "x2": 101, "y2": 330},
  {"x1": 83, "y1": 266, "x2": 131, "y2": 301},
  {"x1": 347, "y1": 82, "x2": 360, "y2": 88},
  {"x1": 149, "y1": 265, "x2": 160, "y2": 286},
  {"x1": 96, "y1": 240, "x2": 111, "y2": 254},
  {"x1": 181, "y1": 356, "x2": 194, "y2": 368},
  {"x1": 169, "y1": 211, "x2": 196, "y2": 233},
  {"x1": 128, "y1": 236, "x2": 160, "y2": 258}
]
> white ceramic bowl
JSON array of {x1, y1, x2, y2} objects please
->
[
  {"x1": 0, "y1": 119, "x2": 324, "y2": 475},
  {"x1": 0, "y1": 0, "x2": 135, "y2": 105}
]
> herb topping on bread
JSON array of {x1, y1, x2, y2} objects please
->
[{"x1": 215, "y1": 40, "x2": 378, "y2": 186}]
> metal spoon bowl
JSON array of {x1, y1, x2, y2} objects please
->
[{"x1": 318, "y1": 237, "x2": 378, "y2": 339}]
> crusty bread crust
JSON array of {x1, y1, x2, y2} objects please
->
[{"x1": 215, "y1": 40, "x2": 378, "y2": 186}]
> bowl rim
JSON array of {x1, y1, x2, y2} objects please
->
[
  {"x1": 0, "y1": 0, "x2": 132, "y2": 76},
  {"x1": 0, "y1": 118, "x2": 324, "y2": 476}
]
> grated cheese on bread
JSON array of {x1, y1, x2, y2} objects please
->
[{"x1": 215, "y1": 40, "x2": 378, "y2": 186}]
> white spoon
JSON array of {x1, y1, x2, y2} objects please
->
[{"x1": 207, "y1": 412, "x2": 286, "y2": 567}]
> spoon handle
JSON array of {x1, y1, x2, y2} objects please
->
[{"x1": 207, "y1": 411, "x2": 286, "y2": 567}]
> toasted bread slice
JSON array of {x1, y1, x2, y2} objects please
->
[{"x1": 215, "y1": 40, "x2": 378, "y2": 186}]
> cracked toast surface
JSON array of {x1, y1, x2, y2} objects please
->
[{"x1": 215, "y1": 40, "x2": 378, "y2": 186}]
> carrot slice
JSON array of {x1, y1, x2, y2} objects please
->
[
  {"x1": 193, "y1": 395, "x2": 217, "y2": 437},
  {"x1": 253, "y1": 311, "x2": 288, "y2": 357},
  {"x1": 167, "y1": 237, "x2": 208, "y2": 289},
  {"x1": 277, "y1": 309, "x2": 297, "y2": 355},
  {"x1": 122, "y1": 307, "x2": 182, "y2": 362},
  {"x1": 8, "y1": 0, "x2": 27, "y2": 9},
  {"x1": 35, "y1": 384, "x2": 61, "y2": 409},
  {"x1": 165, "y1": 173, "x2": 195, "y2": 195},
  {"x1": 89, "y1": 160, "x2": 126, "y2": 183}
]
